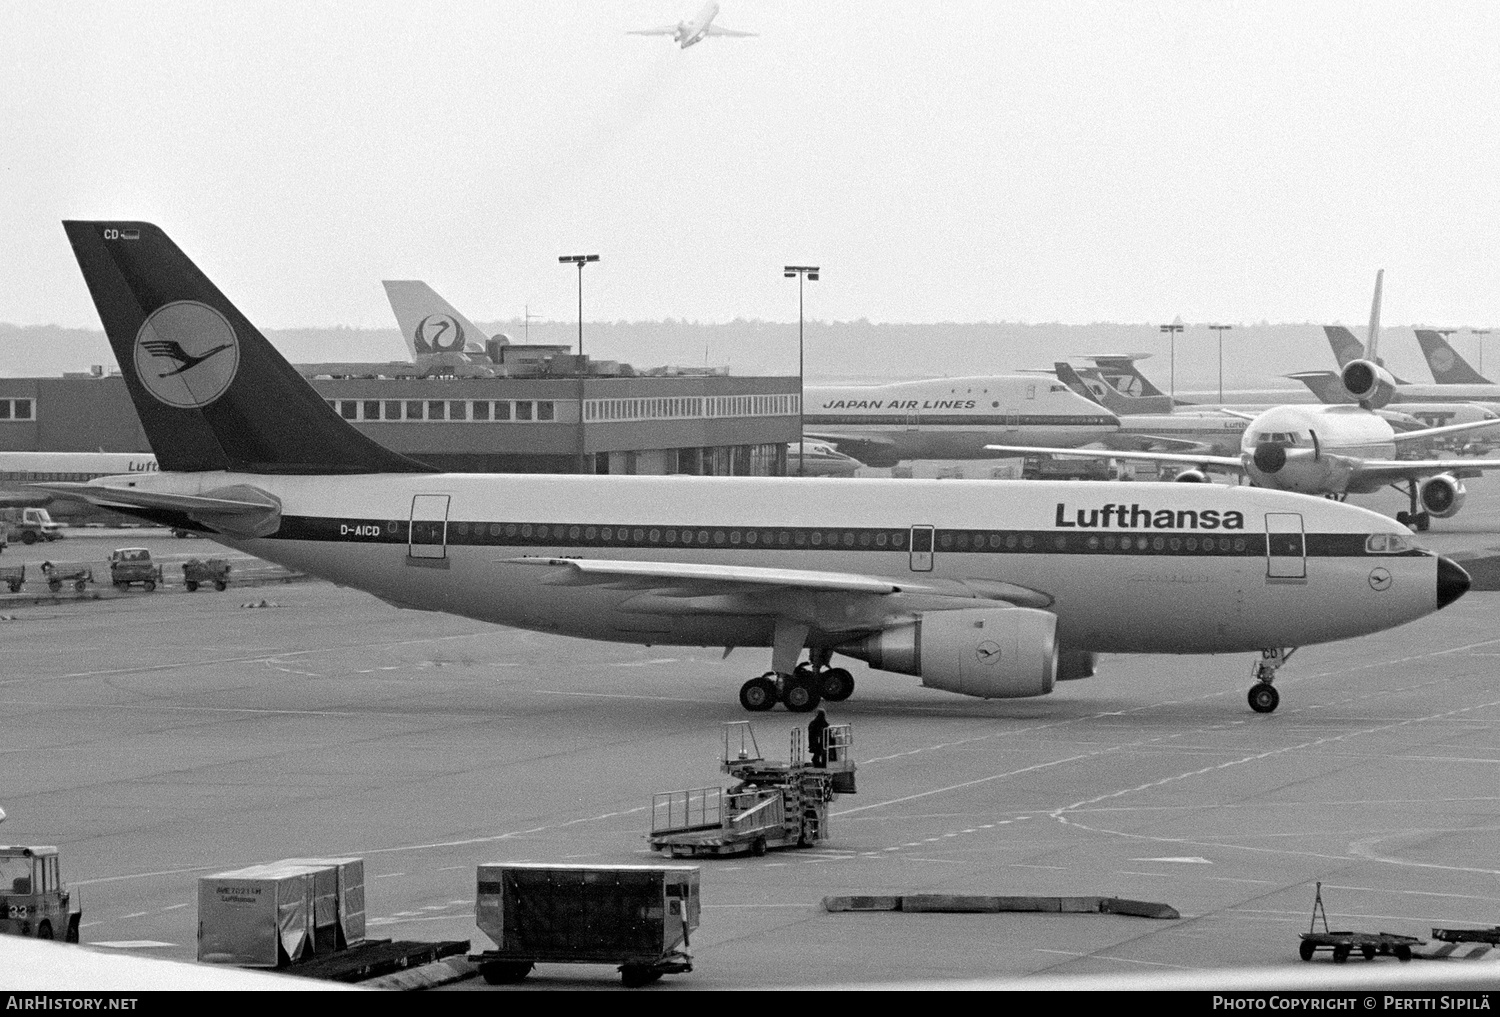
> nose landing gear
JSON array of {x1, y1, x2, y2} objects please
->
[{"x1": 1248, "y1": 647, "x2": 1296, "y2": 713}]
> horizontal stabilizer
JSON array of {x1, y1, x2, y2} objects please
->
[{"x1": 30, "y1": 482, "x2": 282, "y2": 538}]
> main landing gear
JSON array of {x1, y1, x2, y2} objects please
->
[
  {"x1": 1395, "y1": 480, "x2": 1431, "y2": 532},
  {"x1": 1248, "y1": 647, "x2": 1296, "y2": 714},
  {"x1": 738, "y1": 662, "x2": 856, "y2": 713}
]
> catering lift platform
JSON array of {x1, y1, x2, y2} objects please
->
[{"x1": 648, "y1": 721, "x2": 855, "y2": 858}]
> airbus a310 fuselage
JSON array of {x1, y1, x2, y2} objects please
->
[{"x1": 52, "y1": 222, "x2": 1469, "y2": 717}]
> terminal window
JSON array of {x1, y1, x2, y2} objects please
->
[
  {"x1": 537, "y1": 401, "x2": 554, "y2": 421},
  {"x1": 339, "y1": 401, "x2": 358, "y2": 420},
  {"x1": 515, "y1": 401, "x2": 534, "y2": 421},
  {"x1": 363, "y1": 400, "x2": 381, "y2": 420},
  {"x1": 472, "y1": 401, "x2": 490, "y2": 421},
  {"x1": 494, "y1": 401, "x2": 511, "y2": 421},
  {"x1": 428, "y1": 401, "x2": 446, "y2": 421},
  {"x1": 449, "y1": 401, "x2": 467, "y2": 421},
  {"x1": 384, "y1": 400, "x2": 403, "y2": 420},
  {"x1": 405, "y1": 400, "x2": 424, "y2": 420}
]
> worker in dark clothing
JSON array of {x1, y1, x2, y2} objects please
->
[{"x1": 808, "y1": 709, "x2": 830, "y2": 768}]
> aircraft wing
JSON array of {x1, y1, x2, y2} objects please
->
[
  {"x1": 705, "y1": 25, "x2": 756, "y2": 36},
  {"x1": 803, "y1": 430, "x2": 896, "y2": 448},
  {"x1": 28, "y1": 481, "x2": 283, "y2": 538},
  {"x1": 1341, "y1": 458, "x2": 1500, "y2": 485},
  {"x1": 985, "y1": 444, "x2": 1246, "y2": 473},
  {"x1": 504, "y1": 557, "x2": 1054, "y2": 624},
  {"x1": 1391, "y1": 417, "x2": 1500, "y2": 444},
  {"x1": 627, "y1": 25, "x2": 680, "y2": 35}
]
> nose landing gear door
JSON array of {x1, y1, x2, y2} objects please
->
[
  {"x1": 909, "y1": 525, "x2": 934, "y2": 572},
  {"x1": 409, "y1": 494, "x2": 451, "y2": 565},
  {"x1": 1265, "y1": 512, "x2": 1306, "y2": 580}
]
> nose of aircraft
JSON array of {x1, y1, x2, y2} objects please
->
[
  {"x1": 1252, "y1": 442, "x2": 1288, "y2": 474},
  {"x1": 1437, "y1": 556, "x2": 1471, "y2": 610}
]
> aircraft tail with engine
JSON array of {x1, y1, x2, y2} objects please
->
[{"x1": 62, "y1": 221, "x2": 430, "y2": 476}]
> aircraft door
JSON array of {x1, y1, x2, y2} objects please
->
[
  {"x1": 1004, "y1": 408, "x2": 1020, "y2": 431},
  {"x1": 1264, "y1": 512, "x2": 1306, "y2": 580},
  {"x1": 409, "y1": 494, "x2": 451, "y2": 560},
  {"x1": 909, "y1": 525, "x2": 934, "y2": 572}
]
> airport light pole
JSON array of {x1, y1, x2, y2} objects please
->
[
  {"x1": 1160, "y1": 320, "x2": 1184, "y2": 400},
  {"x1": 560, "y1": 255, "x2": 598, "y2": 475},
  {"x1": 784, "y1": 265, "x2": 819, "y2": 476},
  {"x1": 558, "y1": 255, "x2": 599, "y2": 358},
  {"x1": 1209, "y1": 324, "x2": 1233, "y2": 403}
]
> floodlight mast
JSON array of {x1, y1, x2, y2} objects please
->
[
  {"x1": 558, "y1": 254, "x2": 599, "y2": 357},
  {"x1": 784, "y1": 266, "x2": 820, "y2": 476}
]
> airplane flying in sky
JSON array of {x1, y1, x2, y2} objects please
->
[
  {"x1": 50, "y1": 221, "x2": 1469, "y2": 717},
  {"x1": 628, "y1": 2, "x2": 755, "y2": 48},
  {"x1": 803, "y1": 376, "x2": 1120, "y2": 467}
]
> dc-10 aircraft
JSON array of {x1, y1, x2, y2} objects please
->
[
  {"x1": 50, "y1": 221, "x2": 1469, "y2": 717},
  {"x1": 803, "y1": 377, "x2": 1120, "y2": 467},
  {"x1": 628, "y1": 2, "x2": 755, "y2": 48}
]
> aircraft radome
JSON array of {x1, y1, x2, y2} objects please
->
[{"x1": 49, "y1": 221, "x2": 1470, "y2": 716}]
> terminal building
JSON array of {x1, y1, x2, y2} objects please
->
[{"x1": 0, "y1": 359, "x2": 800, "y2": 476}]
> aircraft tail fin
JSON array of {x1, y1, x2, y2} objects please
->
[
  {"x1": 1414, "y1": 329, "x2": 1492, "y2": 384},
  {"x1": 62, "y1": 221, "x2": 433, "y2": 475},
  {"x1": 1053, "y1": 362, "x2": 1105, "y2": 406},
  {"x1": 1366, "y1": 268, "x2": 1384, "y2": 363},
  {"x1": 1323, "y1": 325, "x2": 1366, "y2": 368},
  {"x1": 382, "y1": 280, "x2": 496, "y2": 361},
  {"x1": 1081, "y1": 354, "x2": 1170, "y2": 400},
  {"x1": 1285, "y1": 371, "x2": 1356, "y2": 404}
]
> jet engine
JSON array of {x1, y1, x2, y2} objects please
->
[
  {"x1": 836, "y1": 607, "x2": 1057, "y2": 699},
  {"x1": 1418, "y1": 474, "x2": 1466, "y2": 518},
  {"x1": 1340, "y1": 359, "x2": 1398, "y2": 409},
  {"x1": 1056, "y1": 649, "x2": 1098, "y2": 681},
  {"x1": 1173, "y1": 468, "x2": 1210, "y2": 483}
]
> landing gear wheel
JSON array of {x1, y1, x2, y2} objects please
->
[
  {"x1": 1248, "y1": 684, "x2": 1280, "y2": 714},
  {"x1": 739, "y1": 675, "x2": 778, "y2": 712},
  {"x1": 820, "y1": 667, "x2": 855, "y2": 702},
  {"x1": 480, "y1": 960, "x2": 533, "y2": 984},
  {"x1": 621, "y1": 965, "x2": 662, "y2": 988},
  {"x1": 1414, "y1": 512, "x2": 1431, "y2": 532},
  {"x1": 1299, "y1": 939, "x2": 1315, "y2": 962},
  {"x1": 1396, "y1": 510, "x2": 1410, "y2": 526},
  {"x1": 781, "y1": 673, "x2": 821, "y2": 713},
  {"x1": 35, "y1": 920, "x2": 52, "y2": 941}
]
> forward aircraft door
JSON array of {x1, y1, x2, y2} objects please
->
[
  {"x1": 1264, "y1": 512, "x2": 1306, "y2": 580},
  {"x1": 910, "y1": 525, "x2": 934, "y2": 572},
  {"x1": 409, "y1": 494, "x2": 450, "y2": 561}
]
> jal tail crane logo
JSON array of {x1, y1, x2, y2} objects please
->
[
  {"x1": 132, "y1": 301, "x2": 240, "y2": 409},
  {"x1": 414, "y1": 314, "x2": 465, "y2": 354}
]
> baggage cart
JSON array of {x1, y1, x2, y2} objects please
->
[
  {"x1": 469, "y1": 863, "x2": 698, "y2": 987},
  {"x1": 1298, "y1": 882, "x2": 1419, "y2": 963},
  {"x1": 182, "y1": 557, "x2": 232, "y2": 592},
  {"x1": 41, "y1": 562, "x2": 92, "y2": 594},
  {"x1": 0, "y1": 564, "x2": 23, "y2": 593}
]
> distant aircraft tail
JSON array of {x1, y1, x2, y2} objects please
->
[
  {"x1": 62, "y1": 221, "x2": 431, "y2": 475},
  {"x1": 1081, "y1": 354, "x2": 1171, "y2": 400},
  {"x1": 382, "y1": 280, "x2": 495, "y2": 362},
  {"x1": 1054, "y1": 362, "x2": 1170, "y2": 415},
  {"x1": 1414, "y1": 329, "x2": 1492, "y2": 384}
]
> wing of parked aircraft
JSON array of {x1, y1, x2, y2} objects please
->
[{"x1": 986, "y1": 444, "x2": 1244, "y2": 473}]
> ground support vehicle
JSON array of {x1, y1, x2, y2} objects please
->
[
  {"x1": 649, "y1": 721, "x2": 856, "y2": 858},
  {"x1": 41, "y1": 562, "x2": 92, "y2": 594},
  {"x1": 469, "y1": 863, "x2": 699, "y2": 987},
  {"x1": 182, "y1": 557, "x2": 231, "y2": 591},
  {"x1": 0, "y1": 564, "x2": 23, "y2": 593},
  {"x1": 109, "y1": 547, "x2": 162, "y2": 591},
  {"x1": 7, "y1": 508, "x2": 62, "y2": 545},
  {"x1": 1298, "y1": 882, "x2": 1418, "y2": 963},
  {"x1": 0, "y1": 845, "x2": 81, "y2": 942}
]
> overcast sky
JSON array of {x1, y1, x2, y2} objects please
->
[{"x1": 4, "y1": 1, "x2": 1499, "y2": 331}]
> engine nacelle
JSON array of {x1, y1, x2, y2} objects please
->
[
  {"x1": 837, "y1": 607, "x2": 1057, "y2": 699},
  {"x1": 1173, "y1": 468, "x2": 1210, "y2": 483},
  {"x1": 1341, "y1": 359, "x2": 1398, "y2": 409},
  {"x1": 1056, "y1": 649, "x2": 1098, "y2": 681},
  {"x1": 1418, "y1": 474, "x2": 1466, "y2": 518}
]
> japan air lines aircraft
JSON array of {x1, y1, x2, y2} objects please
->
[
  {"x1": 628, "y1": 2, "x2": 755, "y2": 48},
  {"x1": 51, "y1": 222, "x2": 1469, "y2": 716}
]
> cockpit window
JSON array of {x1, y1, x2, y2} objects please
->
[
  {"x1": 1255, "y1": 431, "x2": 1304, "y2": 446},
  {"x1": 1366, "y1": 533, "x2": 1414, "y2": 554}
]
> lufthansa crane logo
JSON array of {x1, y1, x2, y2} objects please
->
[
  {"x1": 975, "y1": 640, "x2": 1002, "y2": 666},
  {"x1": 1368, "y1": 567, "x2": 1392, "y2": 592},
  {"x1": 133, "y1": 301, "x2": 240, "y2": 409},
  {"x1": 414, "y1": 314, "x2": 465, "y2": 353},
  {"x1": 1429, "y1": 347, "x2": 1456, "y2": 373}
]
